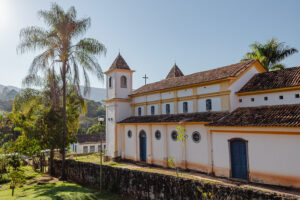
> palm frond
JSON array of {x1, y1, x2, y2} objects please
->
[{"x1": 270, "y1": 63, "x2": 285, "y2": 71}]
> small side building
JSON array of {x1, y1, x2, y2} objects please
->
[{"x1": 70, "y1": 133, "x2": 106, "y2": 154}]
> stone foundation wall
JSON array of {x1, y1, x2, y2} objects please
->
[{"x1": 50, "y1": 159, "x2": 297, "y2": 200}]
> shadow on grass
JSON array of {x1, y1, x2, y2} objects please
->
[{"x1": 22, "y1": 182, "x2": 119, "y2": 200}]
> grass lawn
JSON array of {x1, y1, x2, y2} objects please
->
[
  {"x1": 71, "y1": 153, "x2": 124, "y2": 167},
  {"x1": 0, "y1": 166, "x2": 122, "y2": 200}
]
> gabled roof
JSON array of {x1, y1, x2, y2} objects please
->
[
  {"x1": 108, "y1": 53, "x2": 131, "y2": 71},
  {"x1": 208, "y1": 104, "x2": 300, "y2": 127},
  {"x1": 238, "y1": 66, "x2": 300, "y2": 93},
  {"x1": 132, "y1": 60, "x2": 257, "y2": 95},
  {"x1": 119, "y1": 112, "x2": 229, "y2": 124},
  {"x1": 166, "y1": 64, "x2": 184, "y2": 79}
]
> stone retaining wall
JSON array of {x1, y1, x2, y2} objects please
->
[{"x1": 50, "y1": 159, "x2": 297, "y2": 200}]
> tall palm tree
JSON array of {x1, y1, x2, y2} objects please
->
[
  {"x1": 242, "y1": 38, "x2": 298, "y2": 71},
  {"x1": 17, "y1": 3, "x2": 106, "y2": 179}
]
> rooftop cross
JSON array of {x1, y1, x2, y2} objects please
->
[{"x1": 142, "y1": 74, "x2": 148, "y2": 85}]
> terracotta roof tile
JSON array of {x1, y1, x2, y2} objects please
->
[
  {"x1": 119, "y1": 112, "x2": 229, "y2": 123},
  {"x1": 238, "y1": 66, "x2": 300, "y2": 93},
  {"x1": 132, "y1": 60, "x2": 257, "y2": 95},
  {"x1": 208, "y1": 104, "x2": 300, "y2": 127},
  {"x1": 166, "y1": 64, "x2": 184, "y2": 79},
  {"x1": 109, "y1": 53, "x2": 131, "y2": 70}
]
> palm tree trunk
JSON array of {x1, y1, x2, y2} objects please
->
[{"x1": 61, "y1": 61, "x2": 67, "y2": 180}]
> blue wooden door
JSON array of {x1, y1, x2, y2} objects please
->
[
  {"x1": 139, "y1": 131, "x2": 147, "y2": 162},
  {"x1": 230, "y1": 140, "x2": 248, "y2": 180}
]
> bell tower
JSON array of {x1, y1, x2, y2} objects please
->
[{"x1": 105, "y1": 53, "x2": 134, "y2": 159}]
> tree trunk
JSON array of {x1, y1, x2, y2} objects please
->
[
  {"x1": 11, "y1": 187, "x2": 14, "y2": 196},
  {"x1": 40, "y1": 154, "x2": 43, "y2": 173},
  {"x1": 50, "y1": 148, "x2": 54, "y2": 176},
  {"x1": 61, "y1": 62, "x2": 67, "y2": 180}
]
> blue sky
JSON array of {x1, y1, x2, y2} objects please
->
[{"x1": 0, "y1": 0, "x2": 300, "y2": 89}]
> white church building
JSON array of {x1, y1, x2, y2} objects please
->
[{"x1": 105, "y1": 53, "x2": 300, "y2": 188}]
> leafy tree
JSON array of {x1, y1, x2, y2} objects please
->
[
  {"x1": 11, "y1": 83, "x2": 85, "y2": 174},
  {"x1": 86, "y1": 123, "x2": 105, "y2": 134},
  {"x1": 7, "y1": 154, "x2": 21, "y2": 171},
  {"x1": 242, "y1": 38, "x2": 298, "y2": 71},
  {"x1": 168, "y1": 126, "x2": 188, "y2": 177},
  {"x1": 17, "y1": 3, "x2": 106, "y2": 179},
  {"x1": 9, "y1": 169, "x2": 26, "y2": 196}
]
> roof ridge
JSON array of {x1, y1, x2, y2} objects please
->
[{"x1": 133, "y1": 60, "x2": 257, "y2": 95}]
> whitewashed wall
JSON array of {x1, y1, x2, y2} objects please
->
[
  {"x1": 147, "y1": 93, "x2": 160, "y2": 101},
  {"x1": 178, "y1": 100, "x2": 193, "y2": 113},
  {"x1": 229, "y1": 66, "x2": 259, "y2": 111},
  {"x1": 197, "y1": 84, "x2": 220, "y2": 95},
  {"x1": 198, "y1": 97, "x2": 221, "y2": 112},
  {"x1": 106, "y1": 73, "x2": 115, "y2": 99},
  {"x1": 185, "y1": 125, "x2": 210, "y2": 172},
  {"x1": 238, "y1": 90, "x2": 300, "y2": 107},
  {"x1": 134, "y1": 96, "x2": 146, "y2": 103},
  {"x1": 124, "y1": 125, "x2": 137, "y2": 159},
  {"x1": 106, "y1": 103, "x2": 115, "y2": 157},
  {"x1": 152, "y1": 125, "x2": 166, "y2": 163},
  {"x1": 212, "y1": 130, "x2": 300, "y2": 178},
  {"x1": 135, "y1": 106, "x2": 145, "y2": 116},
  {"x1": 161, "y1": 102, "x2": 175, "y2": 114},
  {"x1": 162, "y1": 91, "x2": 174, "y2": 99},
  {"x1": 115, "y1": 71, "x2": 132, "y2": 99},
  {"x1": 178, "y1": 88, "x2": 193, "y2": 97},
  {"x1": 167, "y1": 125, "x2": 184, "y2": 165},
  {"x1": 147, "y1": 104, "x2": 159, "y2": 115}
]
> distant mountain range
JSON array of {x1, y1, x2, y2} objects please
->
[{"x1": 0, "y1": 84, "x2": 106, "y2": 113}]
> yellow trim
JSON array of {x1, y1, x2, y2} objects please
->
[
  {"x1": 228, "y1": 61, "x2": 266, "y2": 86},
  {"x1": 174, "y1": 91, "x2": 178, "y2": 114},
  {"x1": 105, "y1": 98, "x2": 131, "y2": 103},
  {"x1": 131, "y1": 90, "x2": 230, "y2": 108},
  {"x1": 165, "y1": 125, "x2": 168, "y2": 167},
  {"x1": 119, "y1": 122, "x2": 209, "y2": 125},
  {"x1": 210, "y1": 129, "x2": 300, "y2": 135},
  {"x1": 220, "y1": 95, "x2": 230, "y2": 111},
  {"x1": 149, "y1": 124, "x2": 153, "y2": 164},
  {"x1": 236, "y1": 85, "x2": 300, "y2": 96},
  {"x1": 135, "y1": 125, "x2": 138, "y2": 160},
  {"x1": 104, "y1": 68, "x2": 135, "y2": 74},
  {"x1": 143, "y1": 105, "x2": 147, "y2": 115},
  {"x1": 130, "y1": 78, "x2": 229, "y2": 97}
]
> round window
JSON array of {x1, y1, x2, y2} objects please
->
[
  {"x1": 155, "y1": 130, "x2": 161, "y2": 140},
  {"x1": 171, "y1": 131, "x2": 177, "y2": 141},
  {"x1": 127, "y1": 130, "x2": 132, "y2": 138},
  {"x1": 192, "y1": 131, "x2": 201, "y2": 143}
]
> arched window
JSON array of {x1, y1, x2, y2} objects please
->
[
  {"x1": 166, "y1": 104, "x2": 170, "y2": 114},
  {"x1": 183, "y1": 102, "x2": 188, "y2": 113},
  {"x1": 108, "y1": 77, "x2": 112, "y2": 88},
  {"x1": 206, "y1": 99, "x2": 212, "y2": 111},
  {"x1": 151, "y1": 106, "x2": 155, "y2": 115},
  {"x1": 121, "y1": 76, "x2": 127, "y2": 88},
  {"x1": 138, "y1": 107, "x2": 142, "y2": 116}
]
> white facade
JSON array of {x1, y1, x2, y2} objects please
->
[
  {"x1": 70, "y1": 142, "x2": 106, "y2": 154},
  {"x1": 106, "y1": 56, "x2": 300, "y2": 188},
  {"x1": 237, "y1": 90, "x2": 300, "y2": 107}
]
